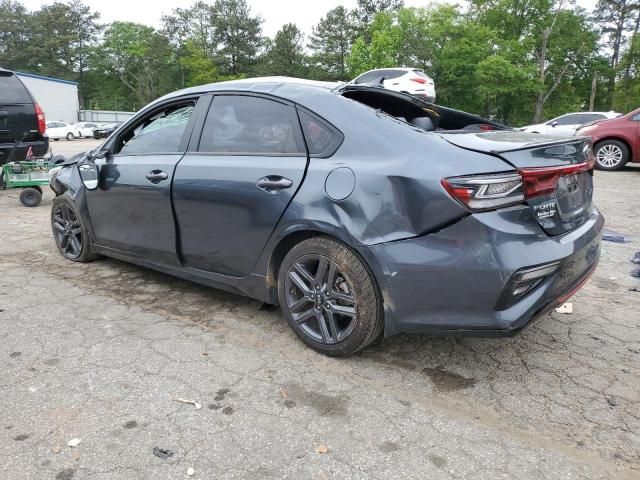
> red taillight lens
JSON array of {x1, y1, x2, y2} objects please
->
[
  {"x1": 410, "y1": 77, "x2": 426, "y2": 84},
  {"x1": 441, "y1": 173, "x2": 524, "y2": 211},
  {"x1": 34, "y1": 103, "x2": 46, "y2": 135},
  {"x1": 518, "y1": 158, "x2": 595, "y2": 198}
]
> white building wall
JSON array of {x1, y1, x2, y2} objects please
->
[{"x1": 16, "y1": 73, "x2": 79, "y2": 124}]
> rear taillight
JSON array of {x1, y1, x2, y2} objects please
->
[
  {"x1": 441, "y1": 173, "x2": 524, "y2": 211},
  {"x1": 410, "y1": 77, "x2": 427, "y2": 84},
  {"x1": 443, "y1": 158, "x2": 595, "y2": 212},
  {"x1": 518, "y1": 158, "x2": 595, "y2": 198},
  {"x1": 34, "y1": 103, "x2": 46, "y2": 135}
]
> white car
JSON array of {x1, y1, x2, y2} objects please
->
[
  {"x1": 74, "y1": 122, "x2": 99, "y2": 138},
  {"x1": 351, "y1": 68, "x2": 436, "y2": 102},
  {"x1": 520, "y1": 111, "x2": 621, "y2": 136},
  {"x1": 45, "y1": 121, "x2": 79, "y2": 141}
]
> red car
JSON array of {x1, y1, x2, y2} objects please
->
[{"x1": 576, "y1": 107, "x2": 640, "y2": 170}]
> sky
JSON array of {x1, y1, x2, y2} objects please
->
[{"x1": 21, "y1": 0, "x2": 599, "y2": 37}]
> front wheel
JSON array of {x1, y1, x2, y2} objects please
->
[
  {"x1": 595, "y1": 140, "x2": 629, "y2": 171},
  {"x1": 51, "y1": 196, "x2": 98, "y2": 262},
  {"x1": 278, "y1": 236, "x2": 383, "y2": 356}
]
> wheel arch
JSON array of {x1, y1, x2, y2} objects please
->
[{"x1": 594, "y1": 136, "x2": 633, "y2": 158}]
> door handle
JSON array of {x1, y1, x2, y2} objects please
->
[
  {"x1": 146, "y1": 170, "x2": 168, "y2": 183},
  {"x1": 256, "y1": 175, "x2": 293, "y2": 193}
]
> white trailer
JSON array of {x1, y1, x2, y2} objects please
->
[{"x1": 16, "y1": 72, "x2": 79, "y2": 124}]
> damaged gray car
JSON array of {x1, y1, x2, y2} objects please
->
[{"x1": 49, "y1": 77, "x2": 603, "y2": 356}]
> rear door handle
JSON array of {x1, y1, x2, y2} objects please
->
[
  {"x1": 256, "y1": 175, "x2": 293, "y2": 193},
  {"x1": 146, "y1": 170, "x2": 168, "y2": 183}
]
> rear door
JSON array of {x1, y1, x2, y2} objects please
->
[
  {"x1": 173, "y1": 93, "x2": 308, "y2": 276},
  {"x1": 87, "y1": 98, "x2": 199, "y2": 266}
]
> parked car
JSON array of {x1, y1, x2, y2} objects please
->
[
  {"x1": 92, "y1": 122, "x2": 123, "y2": 139},
  {"x1": 351, "y1": 68, "x2": 436, "y2": 102},
  {"x1": 49, "y1": 77, "x2": 602, "y2": 356},
  {"x1": 575, "y1": 107, "x2": 640, "y2": 170},
  {"x1": 46, "y1": 121, "x2": 79, "y2": 141},
  {"x1": 74, "y1": 122, "x2": 99, "y2": 138},
  {"x1": 521, "y1": 111, "x2": 621, "y2": 136},
  {"x1": 0, "y1": 68, "x2": 49, "y2": 166}
]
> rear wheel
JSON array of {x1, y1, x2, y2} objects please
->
[
  {"x1": 51, "y1": 196, "x2": 98, "y2": 262},
  {"x1": 595, "y1": 140, "x2": 629, "y2": 171},
  {"x1": 278, "y1": 236, "x2": 383, "y2": 356},
  {"x1": 66, "y1": 132, "x2": 74, "y2": 141},
  {"x1": 19, "y1": 188, "x2": 42, "y2": 207}
]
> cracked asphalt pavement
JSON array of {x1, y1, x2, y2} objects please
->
[{"x1": 1, "y1": 142, "x2": 639, "y2": 479}]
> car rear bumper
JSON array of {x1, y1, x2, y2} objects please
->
[
  {"x1": 361, "y1": 205, "x2": 604, "y2": 336},
  {"x1": 0, "y1": 137, "x2": 49, "y2": 163}
]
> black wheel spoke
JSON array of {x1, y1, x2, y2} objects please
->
[
  {"x1": 315, "y1": 258, "x2": 328, "y2": 285},
  {"x1": 325, "y1": 262, "x2": 337, "y2": 290},
  {"x1": 330, "y1": 290, "x2": 355, "y2": 304},
  {"x1": 329, "y1": 303, "x2": 355, "y2": 318},
  {"x1": 293, "y1": 262, "x2": 315, "y2": 285},
  {"x1": 316, "y1": 311, "x2": 332, "y2": 344},
  {"x1": 289, "y1": 296, "x2": 312, "y2": 313},
  {"x1": 289, "y1": 270, "x2": 312, "y2": 296},
  {"x1": 293, "y1": 307, "x2": 315, "y2": 325},
  {"x1": 54, "y1": 222, "x2": 65, "y2": 233},
  {"x1": 324, "y1": 310, "x2": 339, "y2": 343}
]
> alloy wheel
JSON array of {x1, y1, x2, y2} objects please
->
[
  {"x1": 596, "y1": 144, "x2": 623, "y2": 168},
  {"x1": 284, "y1": 254, "x2": 356, "y2": 345},
  {"x1": 52, "y1": 203, "x2": 83, "y2": 259}
]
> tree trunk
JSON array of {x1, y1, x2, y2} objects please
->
[
  {"x1": 534, "y1": 27, "x2": 550, "y2": 123},
  {"x1": 624, "y1": 9, "x2": 640, "y2": 86},
  {"x1": 606, "y1": 8, "x2": 628, "y2": 109},
  {"x1": 589, "y1": 74, "x2": 597, "y2": 111}
]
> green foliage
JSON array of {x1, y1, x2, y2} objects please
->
[
  {"x1": 1, "y1": 0, "x2": 638, "y2": 120},
  {"x1": 260, "y1": 23, "x2": 307, "y2": 77},
  {"x1": 308, "y1": 6, "x2": 356, "y2": 80}
]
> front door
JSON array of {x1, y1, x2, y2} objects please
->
[
  {"x1": 173, "y1": 94, "x2": 309, "y2": 276},
  {"x1": 87, "y1": 100, "x2": 198, "y2": 266}
]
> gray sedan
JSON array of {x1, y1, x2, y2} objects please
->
[{"x1": 49, "y1": 77, "x2": 603, "y2": 356}]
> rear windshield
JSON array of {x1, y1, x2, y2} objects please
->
[
  {"x1": 0, "y1": 73, "x2": 31, "y2": 104},
  {"x1": 412, "y1": 70, "x2": 431, "y2": 79}
]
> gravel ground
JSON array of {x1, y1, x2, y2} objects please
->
[{"x1": 1, "y1": 143, "x2": 639, "y2": 479}]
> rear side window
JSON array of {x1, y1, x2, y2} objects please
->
[
  {"x1": 380, "y1": 70, "x2": 405, "y2": 80},
  {"x1": 353, "y1": 71, "x2": 380, "y2": 84},
  {"x1": 413, "y1": 70, "x2": 432, "y2": 80},
  {"x1": 0, "y1": 73, "x2": 31, "y2": 103},
  {"x1": 581, "y1": 114, "x2": 605, "y2": 123},
  {"x1": 118, "y1": 103, "x2": 194, "y2": 155},
  {"x1": 199, "y1": 95, "x2": 304, "y2": 155},
  {"x1": 298, "y1": 109, "x2": 343, "y2": 157}
]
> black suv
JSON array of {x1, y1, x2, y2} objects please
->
[{"x1": 0, "y1": 68, "x2": 49, "y2": 166}]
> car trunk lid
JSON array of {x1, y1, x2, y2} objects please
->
[{"x1": 440, "y1": 131, "x2": 595, "y2": 236}]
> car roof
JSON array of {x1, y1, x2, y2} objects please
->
[{"x1": 161, "y1": 77, "x2": 339, "y2": 101}]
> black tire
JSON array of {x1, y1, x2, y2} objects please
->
[
  {"x1": 19, "y1": 188, "x2": 42, "y2": 207},
  {"x1": 278, "y1": 236, "x2": 383, "y2": 356},
  {"x1": 53, "y1": 138, "x2": 59, "y2": 141},
  {"x1": 66, "y1": 132, "x2": 74, "y2": 141},
  {"x1": 51, "y1": 196, "x2": 98, "y2": 262},
  {"x1": 32, "y1": 185, "x2": 43, "y2": 195},
  {"x1": 594, "y1": 140, "x2": 630, "y2": 171}
]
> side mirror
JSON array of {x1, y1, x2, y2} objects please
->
[
  {"x1": 78, "y1": 163, "x2": 99, "y2": 190},
  {"x1": 551, "y1": 121, "x2": 558, "y2": 127}
]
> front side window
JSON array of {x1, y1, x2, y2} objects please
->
[
  {"x1": 117, "y1": 103, "x2": 194, "y2": 155},
  {"x1": 199, "y1": 95, "x2": 304, "y2": 155}
]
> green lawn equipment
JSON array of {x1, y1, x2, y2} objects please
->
[{"x1": 0, "y1": 136, "x2": 52, "y2": 207}]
